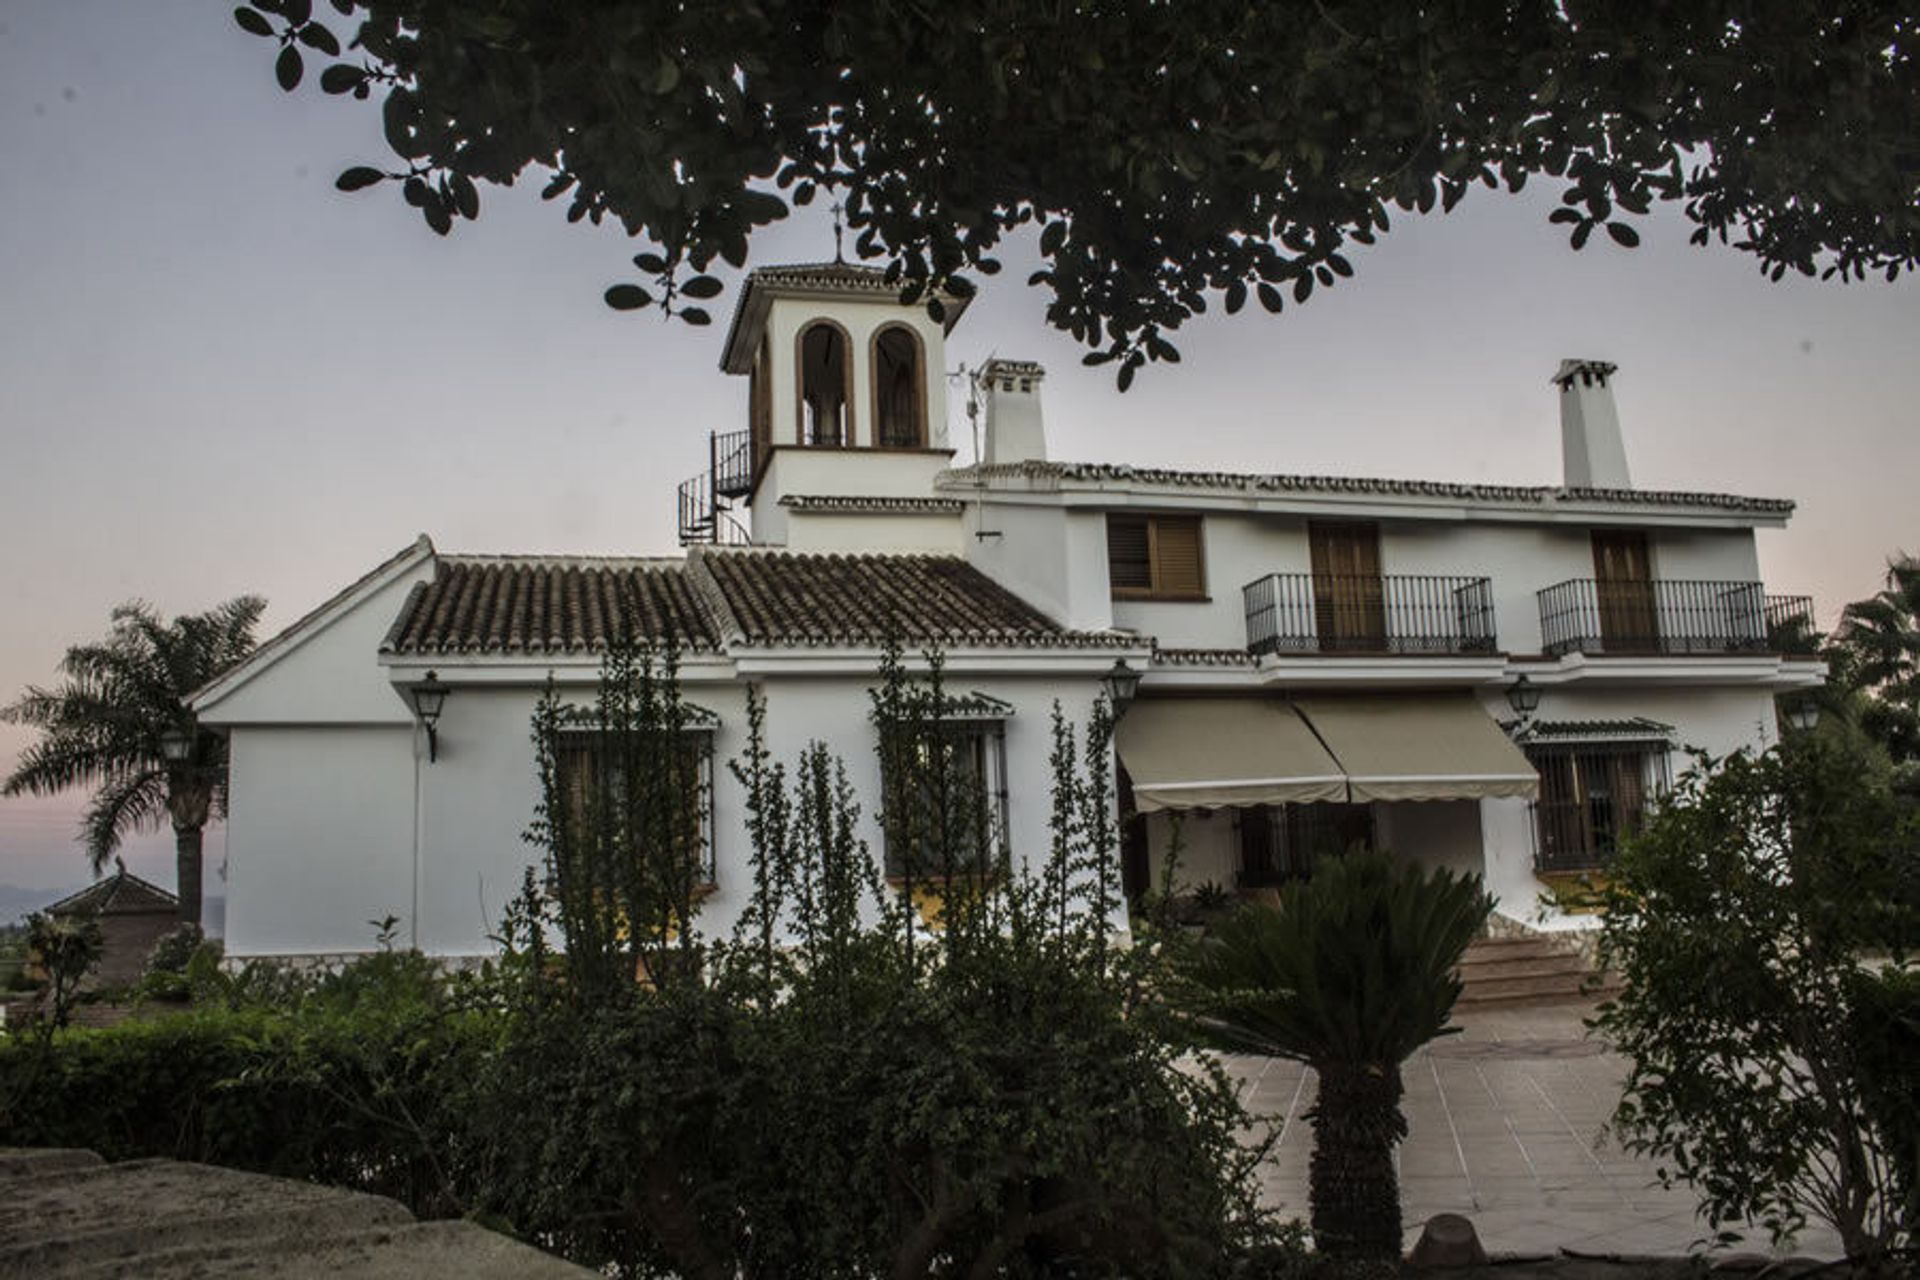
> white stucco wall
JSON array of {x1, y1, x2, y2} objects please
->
[
  {"x1": 1085, "y1": 509, "x2": 1782, "y2": 657},
  {"x1": 223, "y1": 655, "x2": 1120, "y2": 958},
  {"x1": 223, "y1": 726, "x2": 417, "y2": 957},
  {"x1": 778, "y1": 510, "x2": 964, "y2": 554},
  {"x1": 962, "y1": 502, "x2": 1114, "y2": 633},
  {"x1": 199, "y1": 565, "x2": 431, "y2": 726}
]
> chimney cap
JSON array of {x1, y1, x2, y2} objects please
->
[
  {"x1": 1552, "y1": 358, "x2": 1617, "y2": 389},
  {"x1": 980, "y1": 357, "x2": 1046, "y2": 383}
]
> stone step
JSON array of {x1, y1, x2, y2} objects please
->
[
  {"x1": 1461, "y1": 937, "x2": 1574, "y2": 961},
  {"x1": 1456, "y1": 971, "x2": 1622, "y2": 1007},
  {"x1": 0, "y1": 1148, "x2": 105, "y2": 1182},
  {"x1": 0, "y1": 1152, "x2": 596, "y2": 1278}
]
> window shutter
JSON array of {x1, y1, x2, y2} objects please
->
[
  {"x1": 1107, "y1": 516, "x2": 1152, "y2": 592},
  {"x1": 1154, "y1": 518, "x2": 1204, "y2": 596}
]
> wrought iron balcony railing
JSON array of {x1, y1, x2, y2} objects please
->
[
  {"x1": 1536, "y1": 578, "x2": 1812, "y2": 656},
  {"x1": 1243, "y1": 573, "x2": 1497, "y2": 656}
]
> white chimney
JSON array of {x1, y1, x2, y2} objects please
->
[
  {"x1": 980, "y1": 359, "x2": 1047, "y2": 465},
  {"x1": 1553, "y1": 358, "x2": 1631, "y2": 490}
]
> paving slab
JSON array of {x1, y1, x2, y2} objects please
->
[
  {"x1": 1222, "y1": 1000, "x2": 1848, "y2": 1260},
  {"x1": 0, "y1": 1149, "x2": 591, "y2": 1279}
]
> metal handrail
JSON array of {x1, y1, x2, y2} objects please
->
[
  {"x1": 1243, "y1": 573, "x2": 1497, "y2": 655},
  {"x1": 1536, "y1": 578, "x2": 1784, "y2": 655}
]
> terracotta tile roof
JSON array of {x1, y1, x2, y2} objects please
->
[
  {"x1": 382, "y1": 557, "x2": 719, "y2": 655},
  {"x1": 699, "y1": 549, "x2": 1126, "y2": 648},
  {"x1": 1517, "y1": 717, "x2": 1675, "y2": 743},
  {"x1": 778, "y1": 494, "x2": 966, "y2": 515},
  {"x1": 45, "y1": 868, "x2": 178, "y2": 918},
  {"x1": 945, "y1": 460, "x2": 1795, "y2": 517},
  {"x1": 1151, "y1": 646, "x2": 1258, "y2": 667}
]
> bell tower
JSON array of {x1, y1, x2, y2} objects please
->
[{"x1": 676, "y1": 264, "x2": 970, "y2": 547}]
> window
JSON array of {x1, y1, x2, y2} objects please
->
[
  {"x1": 1526, "y1": 740, "x2": 1668, "y2": 874},
  {"x1": 553, "y1": 727, "x2": 716, "y2": 886},
  {"x1": 872, "y1": 325, "x2": 925, "y2": 447},
  {"x1": 1238, "y1": 803, "x2": 1374, "y2": 887},
  {"x1": 879, "y1": 717, "x2": 1009, "y2": 881},
  {"x1": 1107, "y1": 514, "x2": 1206, "y2": 600},
  {"x1": 798, "y1": 322, "x2": 851, "y2": 446}
]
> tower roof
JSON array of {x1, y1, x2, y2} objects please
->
[{"x1": 719, "y1": 261, "x2": 971, "y2": 373}]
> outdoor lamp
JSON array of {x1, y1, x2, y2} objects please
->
[
  {"x1": 1783, "y1": 699, "x2": 1821, "y2": 734},
  {"x1": 1101, "y1": 659, "x2": 1143, "y2": 713},
  {"x1": 1504, "y1": 675, "x2": 1542, "y2": 720},
  {"x1": 410, "y1": 670, "x2": 450, "y2": 762},
  {"x1": 159, "y1": 725, "x2": 193, "y2": 764}
]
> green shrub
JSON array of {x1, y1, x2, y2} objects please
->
[
  {"x1": 0, "y1": 953, "x2": 495, "y2": 1216},
  {"x1": 1850, "y1": 964, "x2": 1920, "y2": 1245}
]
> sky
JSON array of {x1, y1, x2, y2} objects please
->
[{"x1": 1, "y1": 2, "x2": 1915, "y2": 903}]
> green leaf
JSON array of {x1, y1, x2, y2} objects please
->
[
  {"x1": 319, "y1": 63, "x2": 364, "y2": 95},
  {"x1": 275, "y1": 44, "x2": 304, "y2": 92},
  {"x1": 233, "y1": 8, "x2": 273, "y2": 38},
  {"x1": 679, "y1": 306, "x2": 712, "y2": 326},
  {"x1": 605, "y1": 284, "x2": 653, "y2": 310},
  {"x1": 1571, "y1": 221, "x2": 1592, "y2": 250},
  {"x1": 633, "y1": 252, "x2": 668, "y2": 274},
  {"x1": 679, "y1": 275, "x2": 723, "y2": 300},
  {"x1": 1606, "y1": 221, "x2": 1641, "y2": 248},
  {"x1": 334, "y1": 166, "x2": 385, "y2": 192},
  {"x1": 451, "y1": 174, "x2": 479, "y2": 220},
  {"x1": 1256, "y1": 283, "x2": 1283, "y2": 314},
  {"x1": 1224, "y1": 280, "x2": 1247, "y2": 314},
  {"x1": 296, "y1": 23, "x2": 340, "y2": 56}
]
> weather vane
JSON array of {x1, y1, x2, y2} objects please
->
[{"x1": 830, "y1": 199, "x2": 845, "y2": 263}]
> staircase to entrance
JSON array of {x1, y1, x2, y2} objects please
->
[{"x1": 1454, "y1": 930, "x2": 1619, "y2": 1008}]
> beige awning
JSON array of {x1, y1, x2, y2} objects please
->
[
  {"x1": 1116, "y1": 698, "x2": 1348, "y2": 812},
  {"x1": 1293, "y1": 695, "x2": 1540, "y2": 803}
]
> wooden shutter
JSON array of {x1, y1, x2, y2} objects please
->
[
  {"x1": 1107, "y1": 515, "x2": 1153, "y2": 594},
  {"x1": 1152, "y1": 517, "x2": 1205, "y2": 597}
]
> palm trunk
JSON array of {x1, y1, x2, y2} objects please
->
[
  {"x1": 1308, "y1": 1061, "x2": 1408, "y2": 1260},
  {"x1": 174, "y1": 825, "x2": 203, "y2": 928}
]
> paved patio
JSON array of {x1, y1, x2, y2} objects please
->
[{"x1": 1224, "y1": 1000, "x2": 1845, "y2": 1259}]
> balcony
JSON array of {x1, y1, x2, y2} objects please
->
[
  {"x1": 1537, "y1": 579, "x2": 1814, "y2": 656},
  {"x1": 1243, "y1": 573, "x2": 1497, "y2": 656},
  {"x1": 675, "y1": 429, "x2": 754, "y2": 545}
]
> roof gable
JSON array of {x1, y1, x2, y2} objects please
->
[{"x1": 190, "y1": 536, "x2": 437, "y2": 714}]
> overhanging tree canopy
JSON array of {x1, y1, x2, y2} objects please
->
[{"x1": 237, "y1": 1, "x2": 1918, "y2": 385}]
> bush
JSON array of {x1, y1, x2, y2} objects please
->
[
  {"x1": 0, "y1": 948, "x2": 495, "y2": 1215},
  {"x1": 1, "y1": 644, "x2": 1296, "y2": 1278},
  {"x1": 1593, "y1": 734, "x2": 1920, "y2": 1259}
]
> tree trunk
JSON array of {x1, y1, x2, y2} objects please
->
[
  {"x1": 1309, "y1": 1061, "x2": 1408, "y2": 1260},
  {"x1": 174, "y1": 824, "x2": 203, "y2": 928}
]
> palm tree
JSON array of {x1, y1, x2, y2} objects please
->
[
  {"x1": 1173, "y1": 847, "x2": 1492, "y2": 1260},
  {"x1": 1829, "y1": 555, "x2": 1920, "y2": 767},
  {"x1": 3, "y1": 597, "x2": 265, "y2": 927}
]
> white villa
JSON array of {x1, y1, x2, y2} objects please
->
[{"x1": 192, "y1": 263, "x2": 1823, "y2": 961}]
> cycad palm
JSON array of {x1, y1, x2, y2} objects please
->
[
  {"x1": 3, "y1": 597, "x2": 264, "y2": 925},
  {"x1": 1175, "y1": 848, "x2": 1492, "y2": 1260}
]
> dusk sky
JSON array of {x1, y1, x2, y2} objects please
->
[{"x1": 2, "y1": 3, "x2": 1915, "y2": 904}]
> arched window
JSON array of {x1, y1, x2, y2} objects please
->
[
  {"x1": 798, "y1": 323, "x2": 850, "y2": 447},
  {"x1": 872, "y1": 325, "x2": 925, "y2": 448}
]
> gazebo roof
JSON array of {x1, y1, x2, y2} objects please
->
[{"x1": 44, "y1": 866, "x2": 179, "y2": 918}]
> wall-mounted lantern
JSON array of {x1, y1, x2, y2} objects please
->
[
  {"x1": 1504, "y1": 675, "x2": 1542, "y2": 722},
  {"x1": 159, "y1": 725, "x2": 194, "y2": 765},
  {"x1": 1101, "y1": 659, "x2": 1142, "y2": 716},
  {"x1": 410, "y1": 671, "x2": 450, "y2": 763},
  {"x1": 1782, "y1": 698, "x2": 1821, "y2": 734}
]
